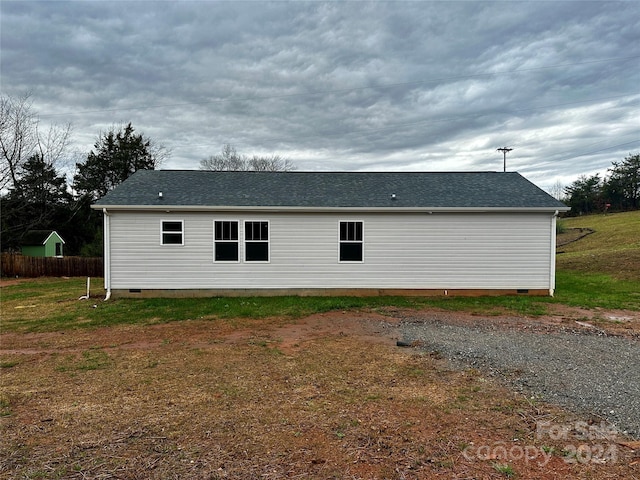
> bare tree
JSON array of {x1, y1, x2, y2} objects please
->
[
  {"x1": 548, "y1": 180, "x2": 565, "y2": 201},
  {"x1": 200, "y1": 144, "x2": 295, "y2": 171},
  {"x1": 248, "y1": 154, "x2": 296, "y2": 172},
  {"x1": 0, "y1": 93, "x2": 37, "y2": 190},
  {"x1": 0, "y1": 93, "x2": 72, "y2": 192},
  {"x1": 36, "y1": 120, "x2": 73, "y2": 172}
]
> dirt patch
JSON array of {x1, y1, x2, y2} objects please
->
[
  {"x1": 556, "y1": 227, "x2": 595, "y2": 248},
  {"x1": 1, "y1": 308, "x2": 639, "y2": 479},
  {"x1": 0, "y1": 277, "x2": 32, "y2": 288}
]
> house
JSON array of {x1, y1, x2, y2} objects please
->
[
  {"x1": 21, "y1": 230, "x2": 65, "y2": 258},
  {"x1": 92, "y1": 170, "x2": 570, "y2": 298}
]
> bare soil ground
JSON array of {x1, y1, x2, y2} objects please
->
[{"x1": 1, "y1": 306, "x2": 639, "y2": 479}]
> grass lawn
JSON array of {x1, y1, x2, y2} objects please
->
[
  {"x1": 1, "y1": 269, "x2": 638, "y2": 334},
  {"x1": 557, "y1": 210, "x2": 640, "y2": 281}
]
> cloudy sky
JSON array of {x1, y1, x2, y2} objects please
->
[{"x1": 1, "y1": 1, "x2": 638, "y2": 192}]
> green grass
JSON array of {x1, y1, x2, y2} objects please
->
[
  {"x1": 551, "y1": 270, "x2": 640, "y2": 310},
  {"x1": 1, "y1": 269, "x2": 637, "y2": 333},
  {"x1": 557, "y1": 210, "x2": 640, "y2": 281},
  {"x1": 493, "y1": 463, "x2": 516, "y2": 477}
]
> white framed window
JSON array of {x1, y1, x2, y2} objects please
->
[
  {"x1": 214, "y1": 220, "x2": 239, "y2": 262},
  {"x1": 339, "y1": 221, "x2": 363, "y2": 262},
  {"x1": 161, "y1": 220, "x2": 184, "y2": 246},
  {"x1": 245, "y1": 220, "x2": 269, "y2": 262}
]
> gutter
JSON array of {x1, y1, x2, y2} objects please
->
[
  {"x1": 102, "y1": 208, "x2": 112, "y2": 301},
  {"x1": 91, "y1": 204, "x2": 571, "y2": 214}
]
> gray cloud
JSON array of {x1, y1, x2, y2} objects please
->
[{"x1": 1, "y1": 1, "x2": 638, "y2": 192}]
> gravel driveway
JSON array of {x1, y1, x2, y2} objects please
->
[{"x1": 399, "y1": 314, "x2": 640, "y2": 439}]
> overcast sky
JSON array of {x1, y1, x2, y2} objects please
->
[{"x1": 1, "y1": 1, "x2": 638, "y2": 192}]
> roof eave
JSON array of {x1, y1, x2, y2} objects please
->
[{"x1": 92, "y1": 204, "x2": 569, "y2": 213}]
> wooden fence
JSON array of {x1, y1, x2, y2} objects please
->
[{"x1": 1, "y1": 253, "x2": 103, "y2": 278}]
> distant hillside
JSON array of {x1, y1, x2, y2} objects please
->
[{"x1": 556, "y1": 211, "x2": 640, "y2": 281}]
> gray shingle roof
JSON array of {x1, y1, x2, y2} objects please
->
[{"x1": 93, "y1": 170, "x2": 568, "y2": 210}]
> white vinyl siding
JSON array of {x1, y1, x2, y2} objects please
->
[{"x1": 108, "y1": 211, "x2": 555, "y2": 290}]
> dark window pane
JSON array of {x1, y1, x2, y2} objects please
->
[
  {"x1": 162, "y1": 233, "x2": 183, "y2": 245},
  {"x1": 245, "y1": 221, "x2": 268, "y2": 241},
  {"x1": 246, "y1": 242, "x2": 268, "y2": 261},
  {"x1": 340, "y1": 221, "x2": 362, "y2": 241},
  {"x1": 340, "y1": 222, "x2": 347, "y2": 241},
  {"x1": 216, "y1": 221, "x2": 239, "y2": 241},
  {"x1": 215, "y1": 242, "x2": 238, "y2": 261},
  {"x1": 163, "y1": 221, "x2": 182, "y2": 232},
  {"x1": 340, "y1": 242, "x2": 362, "y2": 262}
]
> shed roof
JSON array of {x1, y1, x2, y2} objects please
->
[
  {"x1": 93, "y1": 170, "x2": 568, "y2": 211},
  {"x1": 22, "y1": 230, "x2": 64, "y2": 246}
]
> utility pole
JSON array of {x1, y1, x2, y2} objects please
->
[{"x1": 497, "y1": 147, "x2": 513, "y2": 172}]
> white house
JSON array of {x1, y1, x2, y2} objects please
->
[{"x1": 92, "y1": 170, "x2": 569, "y2": 298}]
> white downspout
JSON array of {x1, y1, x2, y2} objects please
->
[
  {"x1": 103, "y1": 208, "x2": 112, "y2": 301},
  {"x1": 549, "y1": 210, "x2": 559, "y2": 296}
]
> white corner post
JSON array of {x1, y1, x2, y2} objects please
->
[
  {"x1": 103, "y1": 208, "x2": 112, "y2": 301},
  {"x1": 549, "y1": 210, "x2": 559, "y2": 296}
]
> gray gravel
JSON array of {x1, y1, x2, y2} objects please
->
[{"x1": 399, "y1": 315, "x2": 640, "y2": 438}]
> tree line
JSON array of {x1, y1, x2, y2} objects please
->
[
  {"x1": 1, "y1": 95, "x2": 166, "y2": 255},
  {"x1": 562, "y1": 153, "x2": 639, "y2": 216},
  {"x1": 1, "y1": 92, "x2": 637, "y2": 256},
  {"x1": 1, "y1": 94, "x2": 293, "y2": 256}
]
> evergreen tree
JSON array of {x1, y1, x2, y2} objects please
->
[
  {"x1": 71, "y1": 123, "x2": 167, "y2": 255},
  {"x1": 73, "y1": 123, "x2": 165, "y2": 201},
  {"x1": 604, "y1": 153, "x2": 640, "y2": 210},
  {"x1": 564, "y1": 174, "x2": 603, "y2": 216},
  {"x1": 1, "y1": 154, "x2": 72, "y2": 250}
]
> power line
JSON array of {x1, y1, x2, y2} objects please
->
[
  {"x1": 517, "y1": 139, "x2": 640, "y2": 177},
  {"x1": 551, "y1": 139, "x2": 640, "y2": 163},
  {"x1": 38, "y1": 55, "x2": 640, "y2": 118}
]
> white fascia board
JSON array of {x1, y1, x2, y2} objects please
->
[{"x1": 91, "y1": 204, "x2": 570, "y2": 213}]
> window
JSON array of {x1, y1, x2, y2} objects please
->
[
  {"x1": 214, "y1": 220, "x2": 239, "y2": 262},
  {"x1": 245, "y1": 221, "x2": 269, "y2": 262},
  {"x1": 339, "y1": 221, "x2": 363, "y2": 262},
  {"x1": 161, "y1": 220, "x2": 184, "y2": 245},
  {"x1": 55, "y1": 242, "x2": 62, "y2": 257}
]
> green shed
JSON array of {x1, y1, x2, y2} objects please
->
[{"x1": 21, "y1": 230, "x2": 65, "y2": 258}]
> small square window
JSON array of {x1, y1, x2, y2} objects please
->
[{"x1": 161, "y1": 220, "x2": 184, "y2": 245}]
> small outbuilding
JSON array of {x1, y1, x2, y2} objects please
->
[
  {"x1": 92, "y1": 170, "x2": 570, "y2": 298},
  {"x1": 21, "y1": 230, "x2": 65, "y2": 258}
]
